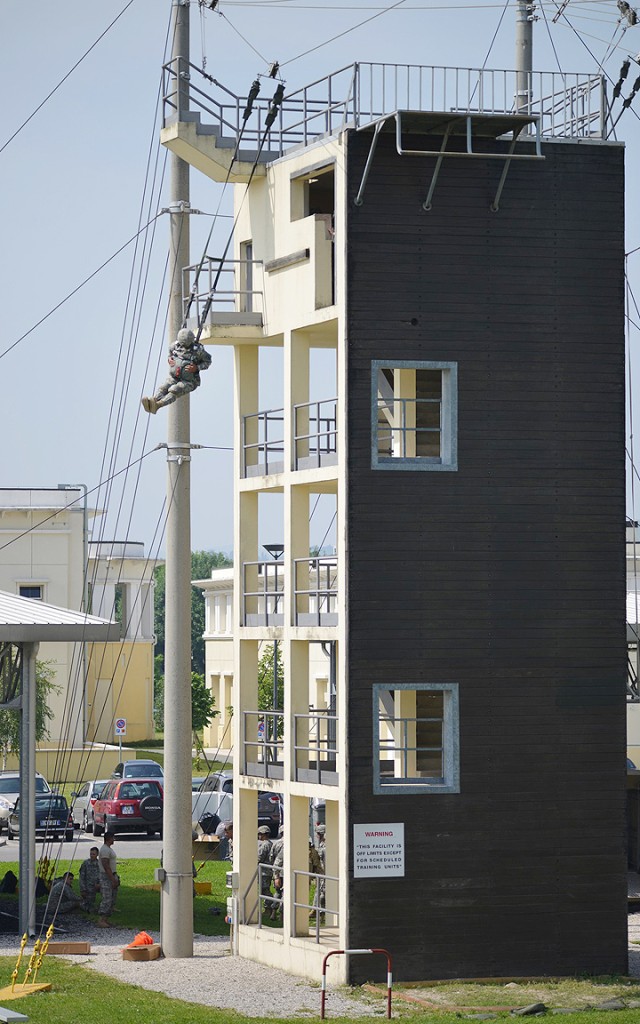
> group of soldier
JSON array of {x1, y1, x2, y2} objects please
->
[
  {"x1": 257, "y1": 821, "x2": 326, "y2": 923},
  {"x1": 47, "y1": 833, "x2": 119, "y2": 927}
]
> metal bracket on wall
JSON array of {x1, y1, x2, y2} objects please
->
[
  {"x1": 353, "y1": 120, "x2": 385, "y2": 206},
  {"x1": 354, "y1": 109, "x2": 544, "y2": 210}
]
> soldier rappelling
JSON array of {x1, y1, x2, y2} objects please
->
[{"x1": 142, "y1": 328, "x2": 211, "y2": 414}]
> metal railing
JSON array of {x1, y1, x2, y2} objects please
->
[
  {"x1": 242, "y1": 560, "x2": 284, "y2": 626},
  {"x1": 377, "y1": 396, "x2": 442, "y2": 460},
  {"x1": 163, "y1": 58, "x2": 606, "y2": 154},
  {"x1": 294, "y1": 399, "x2": 338, "y2": 469},
  {"x1": 294, "y1": 557, "x2": 338, "y2": 626},
  {"x1": 242, "y1": 408, "x2": 284, "y2": 477},
  {"x1": 243, "y1": 862, "x2": 279, "y2": 927},
  {"x1": 243, "y1": 710, "x2": 285, "y2": 778},
  {"x1": 379, "y1": 713, "x2": 444, "y2": 783},
  {"x1": 293, "y1": 869, "x2": 339, "y2": 941},
  {"x1": 294, "y1": 710, "x2": 338, "y2": 785},
  {"x1": 182, "y1": 257, "x2": 263, "y2": 322}
]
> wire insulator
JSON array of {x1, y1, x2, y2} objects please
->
[
  {"x1": 242, "y1": 79, "x2": 261, "y2": 121},
  {"x1": 268, "y1": 61, "x2": 280, "y2": 79},
  {"x1": 265, "y1": 83, "x2": 285, "y2": 129}
]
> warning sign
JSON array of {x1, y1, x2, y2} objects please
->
[
  {"x1": 353, "y1": 823, "x2": 405, "y2": 877},
  {"x1": 115, "y1": 717, "x2": 127, "y2": 736}
]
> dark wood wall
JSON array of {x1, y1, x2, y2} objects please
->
[{"x1": 345, "y1": 129, "x2": 628, "y2": 982}]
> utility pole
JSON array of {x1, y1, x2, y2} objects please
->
[
  {"x1": 161, "y1": 0, "x2": 194, "y2": 958},
  {"x1": 515, "y1": 0, "x2": 534, "y2": 114}
]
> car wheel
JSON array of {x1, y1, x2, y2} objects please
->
[
  {"x1": 94, "y1": 822, "x2": 104, "y2": 837},
  {"x1": 65, "y1": 830, "x2": 74, "y2": 842},
  {"x1": 83, "y1": 810, "x2": 93, "y2": 834},
  {"x1": 7, "y1": 826, "x2": 15, "y2": 841}
]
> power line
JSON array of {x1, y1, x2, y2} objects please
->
[
  {"x1": 0, "y1": 0, "x2": 137, "y2": 156},
  {"x1": 0, "y1": 213, "x2": 162, "y2": 361},
  {"x1": 280, "y1": 0, "x2": 410, "y2": 67}
]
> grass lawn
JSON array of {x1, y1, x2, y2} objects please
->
[
  {"x1": 0, "y1": 858, "x2": 230, "y2": 937},
  {"x1": 1, "y1": 958, "x2": 640, "y2": 1024},
  {"x1": 2, "y1": 859, "x2": 640, "y2": 1023}
]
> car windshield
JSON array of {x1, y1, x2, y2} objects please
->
[
  {"x1": 35, "y1": 796, "x2": 67, "y2": 812},
  {"x1": 126, "y1": 764, "x2": 162, "y2": 777},
  {"x1": 119, "y1": 782, "x2": 161, "y2": 799},
  {"x1": 0, "y1": 777, "x2": 49, "y2": 794},
  {"x1": 92, "y1": 782, "x2": 108, "y2": 797}
]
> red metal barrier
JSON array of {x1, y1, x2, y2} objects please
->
[{"x1": 320, "y1": 948, "x2": 392, "y2": 1019}]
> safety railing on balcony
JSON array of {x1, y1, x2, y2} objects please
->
[
  {"x1": 294, "y1": 710, "x2": 338, "y2": 785},
  {"x1": 242, "y1": 408, "x2": 284, "y2": 478},
  {"x1": 243, "y1": 710, "x2": 285, "y2": 779},
  {"x1": 243, "y1": 862, "x2": 280, "y2": 927},
  {"x1": 242, "y1": 560, "x2": 284, "y2": 626},
  {"x1": 294, "y1": 557, "x2": 338, "y2": 626},
  {"x1": 182, "y1": 257, "x2": 263, "y2": 323},
  {"x1": 293, "y1": 869, "x2": 340, "y2": 941},
  {"x1": 294, "y1": 399, "x2": 338, "y2": 470},
  {"x1": 163, "y1": 58, "x2": 607, "y2": 155}
]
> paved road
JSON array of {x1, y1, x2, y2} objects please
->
[{"x1": 0, "y1": 830, "x2": 163, "y2": 862}]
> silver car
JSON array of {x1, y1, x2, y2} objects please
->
[
  {"x1": 0, "y1": 771, "x2": 51, "y2": 833},
  {"x1": 70, "y1": 779, "x2": 110, "y2": 833}
]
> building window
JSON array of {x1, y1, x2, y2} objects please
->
[
  {"x1": 19, "y1": 585, "x2": 43, "y2": 600},
  {"x1": 371, "y1": 360, "x2": 457, "y2": 471},
  {"x1": 373, "y1": 683, "x2": 460, "y2": 794}
]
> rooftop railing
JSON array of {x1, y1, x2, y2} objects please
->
[{"x1": 163, "y1": 58, "x2": 606, "y2": 154}]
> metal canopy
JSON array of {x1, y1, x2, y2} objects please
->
[
  {"x1": 354, "y1": 109, "x2": 544, "y2": 211},
  {"x1": 0, "y1": 590, "x2": 120, "y2": 642}
]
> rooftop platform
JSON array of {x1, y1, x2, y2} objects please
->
[{"x1": 161, "y1": 60, "x2": 607, "y2": 181}]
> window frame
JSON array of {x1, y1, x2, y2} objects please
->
[
  {"x1": 18, "y1": 584, "x2": 44, "y2": 600},
  {"x1": 373, "y1": 682, "x2": 460, "y2": 794},
  {"x1": 371, "y1": 359, "x2": 458, "y2": 471}
]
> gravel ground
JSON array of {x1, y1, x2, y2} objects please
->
[
  {"x1": 0, "y1": 920, "x2": 376, "y2": 1019},
  {"x1": 2, "y1": 877, "x2": 640, "y2": 1019}
]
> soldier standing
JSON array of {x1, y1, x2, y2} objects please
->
[
  {"x1": 269, "y1": 824, "x2": 284, "y2": 921},
  {"x1": 315, "y1": 823, "x2": 326, "y2": 915},
  {"x1": 257, "y1": 825, "x2": 273, "y2": 914},
  {"x1": 79, "y1": 846, "x2": 101, "y2": 912}
]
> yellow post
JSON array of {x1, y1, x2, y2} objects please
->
[
  {"x1": 22, "y1": 938, "x2": 41, "y2": 987},
  {"x1": 10, "y1": 933, "x2": 28, "y2": 992},
  {"x1": 32, "y1": 924, "x2": 54, "y2": 985}
]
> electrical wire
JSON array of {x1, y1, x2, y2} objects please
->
[
  {"x1": 219, "y1": 10, "x2": 272, "y2": 64},
  {"x1": 280, "y1": 0, "x2": 410, "y2": 68},
  {"x1": 0, "y1": 0, "x2": 137, "y2": 156},
  {"x1": 0, "y1": 213, "x2": 163, "y2": 362}
]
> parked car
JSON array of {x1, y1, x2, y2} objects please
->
[
  {"x1": 192, "y1": 770, "x2": 282, "y2": 835},
  {"x1": 8, "y1": 794, "x2": 74, "y2": 842},
  {"x1": 0, "y1": 771, "x2": 51, "y2": 834},
  {"x1": 111, "y1": 759, "x2": 164, "y2": 780},
  {"x1": 192, "y1": 777, "x2": 205, "y2": 792},
  {"x1": 70, "y1": 779, "x2": 110, "y2": 833},
  {"x1": 93, "y1": 778, "x2": 164, "y2": 836}
]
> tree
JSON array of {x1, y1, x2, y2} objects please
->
[
  {"x1": 154, "y1": 550, "x2": 232, "y2": 678},
  {"x1": 191, "y1": 671, "x2": 218, "y2": 734},
  {"x1": 0, "y1": 659, "x2": 60, "y2": 769},
  {"x1": 257, "y1": 643, "x2": 284, "y2": 712}
]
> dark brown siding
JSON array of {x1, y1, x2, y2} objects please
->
[{"x1": 345, "y1": 130, "x2": 627, "y2": 982}]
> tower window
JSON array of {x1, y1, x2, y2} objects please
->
[
  {"x1": 372, "y1": 360, "x2": 457, "y2": 471},
  {"x1": 373, "y1": 683, "x2": 460, "y2": 794}
]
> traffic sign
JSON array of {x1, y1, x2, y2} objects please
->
[{"x1": 115, "y1": 717, "x2": 127, "y2": 736}]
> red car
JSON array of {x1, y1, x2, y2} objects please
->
[{"x1": 93, "y1": 778, "x2": 164, "y2": 837}]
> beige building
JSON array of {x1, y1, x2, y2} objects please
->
[
  {"x1": 195, "y1": 567, "x2": 334, "y2": 756},
  {"x1": 0, "y1": 488, "x2": 159, "y2": 758}
]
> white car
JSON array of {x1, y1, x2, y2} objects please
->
[
  {"x1": 0, "y1": 771, "x2": 51, "y2": 832},
  {"x1": 70, "y1": 779, "x2": 110, "y2": 833}
]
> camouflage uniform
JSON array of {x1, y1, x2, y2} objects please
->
[
  {"x1": 257, "y1": 827, "x2": 273, "y2": 910},
  {"x1": 269, "y1": 827, "x2": 284, "y2": 920},
  {"x1": 79, "y1": 855, "x2": 101, "y2": 912},
  {"x1": 142, "y1": 329, "x2": 212, "y2": 413},
  {"x1": 50, "y1": 875, "x2": 81, "y2": 915}
]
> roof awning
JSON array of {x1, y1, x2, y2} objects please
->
[{"x1": 0, "y1": 590, "x2": 119, "y2": 642}]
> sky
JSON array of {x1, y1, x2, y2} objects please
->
[{"x1": 1, "y1": 0, "x2": 639, "y2": 560}]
